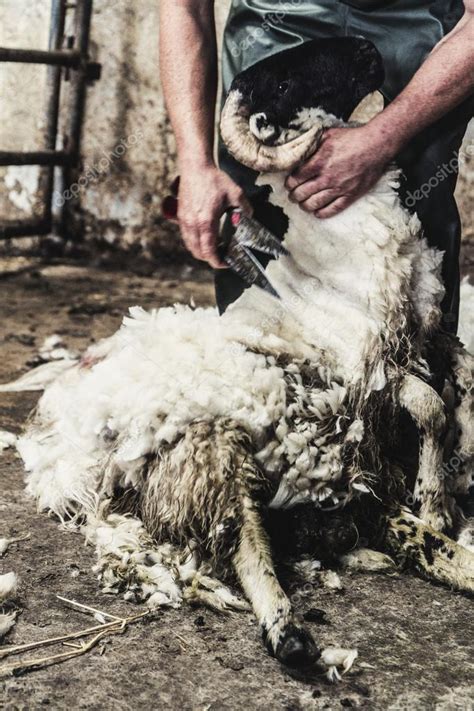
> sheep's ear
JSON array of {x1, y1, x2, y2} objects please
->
[{"x1": 220, "y1": 91, "x2": 323, "y2": 173}]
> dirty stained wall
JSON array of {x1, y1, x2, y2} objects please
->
[
  {"x1": 0, "y1": 0, "x2": 232, "y2": 256},
  {"x1": 0, "y1": 0, "x2": 472, "y2": 259}
]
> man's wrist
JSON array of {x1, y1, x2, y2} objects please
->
[
  {"x1": 364, "y1": 104, "x2": 420, "y2": 160},
  {"x1": 361, "y1": 117, "x2": 406, "y2": 162},
  {"x1": 177, "y1": 145, "x2": 215, "y2": 172}
]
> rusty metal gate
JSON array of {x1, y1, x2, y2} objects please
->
[{"x1": 0, "y1": 0, "x2": 101, "y2": 240}]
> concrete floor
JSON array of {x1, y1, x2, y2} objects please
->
[{"x1": 0, "y1": 261, "x2": 473, "y2": 710}]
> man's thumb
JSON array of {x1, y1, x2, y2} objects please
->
[{"x1": 229, "y1": 188, "x2": 253, "y2": 217}]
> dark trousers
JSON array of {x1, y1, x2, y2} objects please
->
[{"x1": 217, "y1": 0, "x2": 472, "y2": 332}]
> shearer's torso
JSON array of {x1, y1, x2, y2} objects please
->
[{"x1": 222, "y1": 0, "x2": 463, "y2": 101}]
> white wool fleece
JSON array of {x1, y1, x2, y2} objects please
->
[
  {"x1": 17, "y1": 161, "x2": 448, "y2": 520},
  {"x1": 18, "y1": 305, "x2": 291, "y2": 516}
]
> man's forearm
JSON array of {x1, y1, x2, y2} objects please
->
[
  {"x1": 366, "y1": 9, "x2": 474, "y2": 156},
  {"x1": 158, "y1": 1, "x2": 248, "y2": 268},
  {"x1": 159, "y1": 0, "x2": 217, "y2": 168}
]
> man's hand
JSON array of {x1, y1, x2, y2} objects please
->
[
  {"x1": 178, "y1": 164, "x2": 251, "y2": 268},
  {"x1": 285, "y1": 125, "x2": 394, "y2": 219}
]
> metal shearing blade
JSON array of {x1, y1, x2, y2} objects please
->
[
  {"x1": 233, "y1": 213, "x2": 289, "y2": 258},
  {"x1": 224, "y1": 239, "x2": 281, "y2": 298}
]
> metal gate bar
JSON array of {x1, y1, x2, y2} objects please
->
[
  {"x1": 62, "y1": 0, "x2": 94, "y2": 239},
  {"x1": 0, "y1": 0, "x2": 99, "y2": 241},
  {"x1": 0, "y1": 48, "x2": 80, "y2": 67},
  {"x1": 0, "y1": 151, "x2": 69, "y2": 166},
  {"x1": 42, "y1": 0, "x2": 68, "y2": 236}
]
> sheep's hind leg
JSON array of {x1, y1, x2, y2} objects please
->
[
  {"x1": 142, "y1": 417, "x2": 319, "y2": 666},
  {"x1": 233, "y1": 472, "x2": 319, "y2": 667},
  {"x1": 399, "y1": 374, "x2": 455, "y2": 532},
  {"x1": 384, "y1": 509, "x2": 474, "y2": 593}
]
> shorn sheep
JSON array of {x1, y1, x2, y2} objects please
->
[{"x1": 2, "y1": 38, "x2": 473, "y2": 669}]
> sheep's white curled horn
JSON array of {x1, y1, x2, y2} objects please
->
[{"x1": 220, "y1": 90, "x2": 324, "y2": 173}]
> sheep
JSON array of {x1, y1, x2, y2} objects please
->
[{"x1": 5, "y1": 37, "x2": 473, "y2": 669}]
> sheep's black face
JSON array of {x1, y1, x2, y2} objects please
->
[{"x1": 231, "y1": 37, "x2": 384, "y2": 146}]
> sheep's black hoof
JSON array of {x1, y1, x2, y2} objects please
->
[{"x1": 274, "y1": 624, "x2": 320, "y2": 668}]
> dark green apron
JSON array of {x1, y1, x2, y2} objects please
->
[
  {"x1": 221, "y1": 0, "x2": 462, "y2": 102},
  {"x1": 216, "y1": 0, "x2": 470, "y2": 333}
]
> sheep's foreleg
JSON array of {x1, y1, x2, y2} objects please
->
[
  {"x1": 399, "y1": 374, "x2": 455, "y2": 532},
  {"x1": 450, "y1": 346, "x2": 474, "y2": 549},
  {"x1": 451, "y1": 345, "x2": 473, "y2": 491},
  {"x1": 233, "y1": 477, "x2": 319, "y2": 667}
]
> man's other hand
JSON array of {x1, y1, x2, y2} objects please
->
[
  {"x1": 285, "y1": 125, "x2": 394, "y2": 219},
  {"x1": 178, "y1": 165, "x2": 251, "y2": 269}
]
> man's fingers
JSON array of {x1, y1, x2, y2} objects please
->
[
  {"x1": 314, "y1": 196, "x2": 352, "y2": 219},
  {"x1": 175, "y1": 165, "x2": 256, "y2": 269},
  {"x1": 180, "y1": 211, "x2": 225, "y2": 268},
  {"x1": 285, "y1": 159, "x2": 320, "y2": 190},
  {"x1": 228, "y1": 187, "x2": 253, "y2": 217},
  {"x1": 180, "y1": 222, "x2": 201, "y2": 260},
  {"x1": 239, "y1": 193, "x2": 253, "y2": 217},
  {"x1": 200, "y1": 224, "x2": 227, "y2": 269},
  {"x1": 299, "y1": 190, "x2": 339, "y2": 213},
  {"x1": 289, "y1": 178, "x2": 329, "y2": 204}
]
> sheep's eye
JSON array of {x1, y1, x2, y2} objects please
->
[{"x1": 277, "y1": 80, "x2": 290, "y2": 95}]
